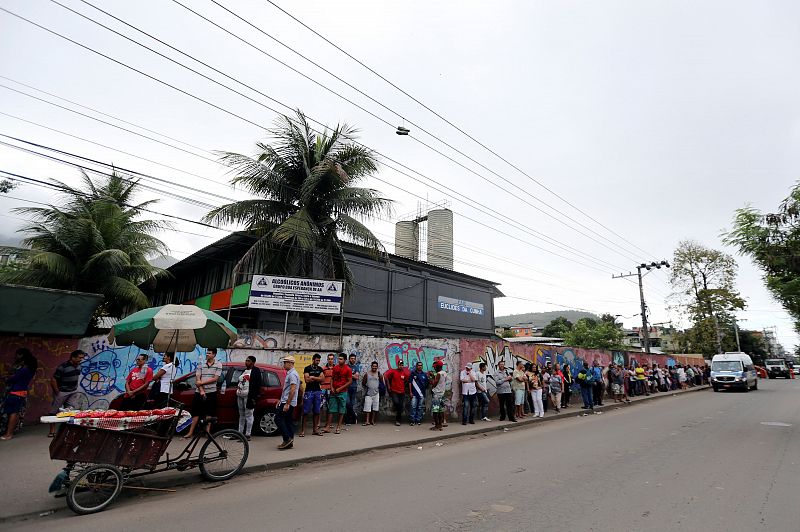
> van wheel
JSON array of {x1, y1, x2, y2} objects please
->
[
  {"x1": 254, "y1": 411, "x2": 278, "y2": 436},
  {"x1": 712, "y1": 386, "x2": 719, "y2": 392}
]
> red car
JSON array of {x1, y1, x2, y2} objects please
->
[{"x1": 110, "y1": 362, "x2": 300, "y2": 436}]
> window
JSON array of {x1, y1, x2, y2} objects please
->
[{"x1": 264, "y1": 371, "x2": 280, "y2": 388}]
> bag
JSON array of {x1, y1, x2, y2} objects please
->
[{"x1": 378, "y1": 372, "x2": 386, "y2": 397}]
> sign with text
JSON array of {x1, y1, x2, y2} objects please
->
[
  {"x1": 249, "y1": 276, "x2": 343, "y2": 314},
  {"x1": 437, "y1": 296, "x2": 484, "y2": 316}
]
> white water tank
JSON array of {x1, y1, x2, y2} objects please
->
[
  {"x1": 426, "y1": 208, "x2": 453, "y2": 270},
  {"x1": 394, "y1": 221, "x2": 419, "y2": 260}
]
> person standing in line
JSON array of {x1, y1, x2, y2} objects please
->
[
  {"x1": 276, "y1": 356, "x2": 300, "y2": 449},
  {"x1": 561, "y1": 363, "x2": 573, "y2": 408},
  {"x1": 119, "y1": 354, "x2": 153, "y2": 411},
  {"x1": 2, "y1": 348, "x2": 38, "y2": 441},
  {"x1": 512, "y1": 360, "x2": 527, "y2": 420},
  {"x1": 299, "y1": 354, "x2": 324, "y2": 437},
  {"x1": 151, "y1": 352, "x2": 179, "y2": 408},
  {"x1": 409, "y1": 361, "x2": 429, "y2": 426},
  {"x1": 460, "y1": 364, "x2": 477, "y2": 425},
  {"x1": 236, "y1": 356, "x2": 261, "y2": 441},
  {"x1": 577, "y1": 365, "x2": 594, "y2": 410},
  {"x1": 591, "y1": 360, "x2": 604, "y2": 407},
  {"x1": 549, "y1": 363, "x2": 563, "y2": 414},
  {"x1": 609, "y1": 364, "x2": 625, "y2": 403},
  {"x1": 384, "y1": 360, "x2": 410, "y2": 427},
  {"x1": 494, "y1": 360, "x2": 515, "y2": 422},
  {"x1": 529, "y1": 366, "x2": 544, "y2": 418},
  {"x1": 635, "y1": 364, "x2": 648, "y2": 395},
  {"x1": 47, "y1": 349, "x2": 85, "y2": 437},
  {"x1": 345, "y1": 353, "x2": 361, "y2": 426},
  {"x1": 541, "y1": 364, "x2": 551, "y2": 413},
  {"x1": 327, "y1": 353, "x2": 352, "y2": 434},
  {"x1": 184, "y1": 348, "x2": 223, "y2": 439},
  {"x1": 361, "y1": 361, "x2": 382, "y2": 426},
  {"x1": 320, "y1": 353, "x2": 335, "y2": 432},
  {"x1": 430, "y1": 360, "x2": 447, "y2": 431},
  {"x1": 476, "y1": 362, "x2": 490, "y2": 421}
]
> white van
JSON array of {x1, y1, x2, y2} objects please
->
[{"x1": 710, "y1": 352, "x2": 758, "y2": 392}]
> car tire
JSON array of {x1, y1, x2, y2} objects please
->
[
  {"x1": 255, "y1": 410, "x2": 278, "y2": 436},
  {"x1": 713, "y1": 386, "x2": 719, "y2": 392}
]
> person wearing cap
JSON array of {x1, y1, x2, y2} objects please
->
[
  {"x1": 276, "y1": 355, "x2": 300, "y2": 450},
  {"x1": 429, "y1": 360, "x2": 447, "y2": 431},
  {"x1": 327, "y1": 353, "x2": 352, "y2": 434},
  {"x1": 460, "y1": 364, "x2": 477, "y2": 425},
  {"x1": 384, "y1": 359, "x2": 410, "y2": 426}
]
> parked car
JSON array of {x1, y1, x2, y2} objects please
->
[
  {"x1": 764, "y1": 358, "x2": 790, "y2": 379},
  {"x1": 110, "y1": 362, "x2": 300, "y2": 436}
]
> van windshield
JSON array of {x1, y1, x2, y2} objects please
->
[
  {"x1": 712, "y1": 361, "x2": 743, "y2": 372},
  {"x1": 765, "y1": 359, "x2": 785, "y2": 366}
]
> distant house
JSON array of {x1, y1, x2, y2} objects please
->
[
  {"x1": 0, "y1": 246, "x2": 29, "y2": 267},
  {"x1": 510, "y1": 323, "x2": 543, "y2": 337}
]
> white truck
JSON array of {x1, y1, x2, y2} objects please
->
[{"x1": 764, "y1": 358, "x2": 790, "y2": 379}]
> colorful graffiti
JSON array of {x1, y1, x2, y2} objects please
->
[
  {"x1": 230, "y1": 331, "x2": 279, "y2": 349},
  {"x1": 384, "y1": 342, "x2": 448, "y2": 371}
]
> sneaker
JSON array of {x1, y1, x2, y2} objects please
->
[
  {"x1": 482, "y1": 417, "x2": 491, "y2": 422},
  {"x1": 394, "y1": 421, "x2": 401, "y2": 427},
  {"x1": 410, "y1": 422, "x2": 415, "y2": 426},
  {"x1": 277, "y1": 439, "x2": 292, "y2": 450}
]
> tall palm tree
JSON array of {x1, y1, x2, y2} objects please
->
[
  {"x1": 204, "y1": 111, "x2": 392, "y2": 289},
  {"x1": 2, "y1": 170, "x2": 170, "y2": 317}
]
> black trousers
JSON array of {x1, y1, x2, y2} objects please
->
[
  {"x1": 497, "y1": 392, "x2": 515, "y2": 421},
  {"x1": 389, "y1": 392, "x2": 405, "y2": 423},
  {"x1": 562, "y1": 387, "x2": 571, "y2": 407},
  {"x1": 593, "y1": 382, "x2": 605, "y2": 405}
]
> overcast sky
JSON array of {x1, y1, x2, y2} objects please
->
[{"x1": 1, "y1": 0, "x2": 797, "y2": 350}]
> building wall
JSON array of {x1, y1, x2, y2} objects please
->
[{"x1": 1, "y1": 332, "x2": 706, "y2": 425}]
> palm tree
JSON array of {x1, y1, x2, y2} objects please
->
[
  {"x1": 204, "y1": 111, "x2": 392, "y2": 290},
  {"x1": 1, "y1": 170, "x2": 170, "y2": 317}
]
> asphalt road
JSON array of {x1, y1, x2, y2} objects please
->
[{"x1": 9, "y1": 378, "x2": 800, "y2": 532}]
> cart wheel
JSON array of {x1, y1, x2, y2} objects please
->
[
  {"x1": 66, "y1": 464, "x2": 123, "y2": 515},
  {"x1": 199, "y1": 429, "x2": 249, "y2": 482}
]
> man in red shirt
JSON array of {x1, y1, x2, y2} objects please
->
[
  {"x1": 384, "y1": 360, "x2": 411, "y2": 426},
  {"x1": 326, "y1": 353, "x2": 352, "y2": 434},
  {"x1": 120, "y1": 354, "x2": 153, "y2": 411}
]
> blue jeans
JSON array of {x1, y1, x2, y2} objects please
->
[
  {"x1": 476, "y1": 392, "x2": 489, "y2": 419},
  {"x1": 580, "y1": 387, "x2": 594, "y2": 409},
  {"x1": 275, "y1": 403, "x2": 295, "y2": 442},
  {"x1": 462, "y1": 394, "x2": 476, "y2": 423},
  {"x1": 345, "y1": 387, "x2": 358, "y2": 424},
  {"x1": 410, "y1": 395, "x2": 425, "y2": 423}
]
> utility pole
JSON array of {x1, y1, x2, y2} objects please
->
[{"x1": 613, "y1": 261, "x2": 670, "y2": 354}]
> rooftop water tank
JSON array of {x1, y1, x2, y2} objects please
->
[
  {"x1": 394, "y1": 221, "x2": 419, "y2": 260},
  {"x1": 426, "y1": 208, "x2": 453, "y2": 270}
]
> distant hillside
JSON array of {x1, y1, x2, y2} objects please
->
[{"x1": 495, "y1": 310, "x2": 601, "y2": 328}]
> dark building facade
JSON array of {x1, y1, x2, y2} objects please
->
[{"x1": 147, "y1": 232, "x2": 503, "y2": 338}]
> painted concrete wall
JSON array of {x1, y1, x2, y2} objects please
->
[{"x1": 1, "y1": 331, "x2": 705, "y2": 425}]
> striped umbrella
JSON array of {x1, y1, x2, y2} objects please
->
[{"x1": 109, "y1": 304, "x2": 237, "y2": 351}]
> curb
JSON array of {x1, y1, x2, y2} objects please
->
[{"x1": 1, "y1": 385, "x2": 709, "y2": 523}]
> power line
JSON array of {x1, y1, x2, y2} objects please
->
[{"x1": 262, "y1": 0, "x2": 662, "y2": 260}]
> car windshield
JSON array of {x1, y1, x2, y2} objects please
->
[
  {"x1": 712, "y1": 361, "x2": 742, "y2": 372},
  {"x1": 765, "y1": 359, "x2": 785, "y2": 366}
]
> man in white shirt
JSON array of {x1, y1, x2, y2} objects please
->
[{"x1": 460, "y1": 364, "x2": 477, "y2": 425}]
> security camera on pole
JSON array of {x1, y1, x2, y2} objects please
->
[{"x1": 612, "y1": 261, "x2": 670, "y2": 354}]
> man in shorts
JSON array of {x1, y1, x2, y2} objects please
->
[
  {"x1": 299, "y1": 354, "x2": 324, "y2": 437},
  {"x1": 48, "y1": 350, "x2": 85, "y2": 437},
  {"x1": 361, "y1": 361, "x2": 381, "y2": 425},
  {"x1": 184, "y1": 348, "x2": 223, "y2": 439},
  {"x1": 326, "y1": 353, "x2": 352, "y2": 434},
  {"x1": 321, "y1": 353, "x2": 335, "y2": 432}
]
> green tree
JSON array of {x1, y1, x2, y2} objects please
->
[
  {"x1": 563, "y1": 318, "x2": 624, "y2": 350},
  {"x1": 501, "y1": 329, "x2": 516, "y2": 338},
  {"x1": 723, "y1": 183, "x2": 800, "y2": 334},
  {"x1": 204, "y1": 111, "x2": 392, "y2": 291},
  {"x1": 0, "y1": 170, "x2": 169, "y2": 318},
  {"x1": 542, "y1": 316, "x2": 573, "y2": 338},
  {"x1": 669, "y1": 240, "x2": 745, "y2": 354},
  {"x1": 738, "y1": 330, "x2": 768, "y2": 365}
]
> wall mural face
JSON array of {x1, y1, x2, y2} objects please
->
[{"x1": 1, "y1": 331, "x2": 706, "y2": 424}]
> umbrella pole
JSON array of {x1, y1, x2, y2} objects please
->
[{"x1": 165, "y1": 330, "x2": 178, "y2": 407}]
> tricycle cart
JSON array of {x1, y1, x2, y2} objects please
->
[{"x1": 49, "y1": 407, "x2": 248, "y2": 514}]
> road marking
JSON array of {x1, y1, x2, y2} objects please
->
[
  {"x1": 491, "y1": 504, "x2": 514, "y2": 513},
  {"x1": 760, "y1": 421, "x2": 792, "y2": 427}
]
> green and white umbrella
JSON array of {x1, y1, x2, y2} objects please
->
[{"x1": 109, "y1": 304, "x2": 237, "y2": 352}]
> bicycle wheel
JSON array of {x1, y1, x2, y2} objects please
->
[
  {"x1": 66, "y1": 464, "x2": 123, "y2": 515},
  {"x1": 199, "y1": 429, "x2": 249, "y2": 481}
]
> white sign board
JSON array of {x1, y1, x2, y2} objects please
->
[
  {"x1": 437, "y1": 296, "x2": 485, "y2": 316},
  {"x1": 248, "y1": 276, "x2": 343, "y2": 314}
]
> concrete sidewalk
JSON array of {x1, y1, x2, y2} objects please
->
[{"x1": 0, "y1": 385, "x2": 708, "y2": 521}]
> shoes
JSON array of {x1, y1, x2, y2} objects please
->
[
  {"x1": 246, "y1": 435, "x2": 251, "y2": 441},
  {"x1": 482, "y1": 417, "x2": 491, "y2": 421},
  {"x1": 510, "y1": 419, "x2": 518, "y2": 422},
  {"x1": 410, "y1": 422, "x2": 415, "y2": 426},
  {"x1": 462, "y1": 422, "x2": 467, "y2": 425},
  {"x1": 499, "y1": 417, "x2": 506, "y2": 422},
  {"x1": 394, "y1": 421, "x2": 401, "y2": 427},
  {"x1": 277, "y1": 439, "x2": 293, "y2": 450},
  {"x1": 468, "y1": 420, "x2": 475, "y2": 424}
]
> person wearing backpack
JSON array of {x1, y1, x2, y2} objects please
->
[{"x1": 577, "y1": 365, "x2": 594, "y2": 410}]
